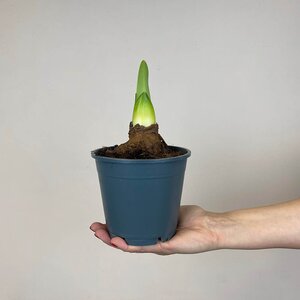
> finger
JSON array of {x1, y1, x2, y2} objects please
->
[
  {"x1": 94, "y1": 228, "x2": 112, "y2": 246},
  {"x1": 110, "y1": 237, "x2": 171, "y2": 255},
  {"x1": 110, "y1": 237, "x2": 128, "y2": 251},
  {"x1": 90, "y1": 222, "x2": 107, "y2": 232},
  {"x1": 127, "y1": 241, "x2": 172, "y2": 255}
]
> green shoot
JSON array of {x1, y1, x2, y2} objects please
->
[{"x1": 132, "y1": 60, "x2": 156, "y2": 126}]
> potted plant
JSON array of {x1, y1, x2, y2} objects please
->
[{"x1": 91, "y1": 61, "x2": 191, "y2": 246}]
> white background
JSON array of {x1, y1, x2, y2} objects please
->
[{"x1": 1, "y1": 1, "x2": 300, "y2": 299}]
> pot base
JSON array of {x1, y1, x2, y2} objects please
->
[{"x1": 110, "y1": 231, "x2": 175, "y2": 246}]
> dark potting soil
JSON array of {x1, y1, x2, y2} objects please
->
[{"x1": 95, "y1": 123, "x2": 185, "y2": 159}]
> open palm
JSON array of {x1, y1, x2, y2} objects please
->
[{"x1": 90, "y1": 205, "x2": 219, "y2": 255}]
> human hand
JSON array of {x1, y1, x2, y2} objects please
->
[{"x1": 90, "y1": 205, "x2": 220, "y2": 255}]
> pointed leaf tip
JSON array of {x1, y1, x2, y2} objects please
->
[
  {"x1": 136, "y1": 60, "x2": 150, "y2": 101},
  {"x1": 140, "y1": 60, "x2": 148, "y2": 68}
]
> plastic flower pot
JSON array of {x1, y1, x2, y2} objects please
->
[{"x1": 91, "y1": 146, "x2": 191, "y2": 246}]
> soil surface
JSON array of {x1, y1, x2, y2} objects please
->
[{"x1": 96, "y1": 123, "x2": 185, "y2": 159}]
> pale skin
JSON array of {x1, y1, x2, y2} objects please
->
[{"x1": 90, "y1": 198, "x2": 300, "y2": 255}]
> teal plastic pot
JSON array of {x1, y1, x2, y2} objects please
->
[{"x1": 91, "y1": 146, "x2": 191, "y2": 246}]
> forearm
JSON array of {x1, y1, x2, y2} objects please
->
[{"x1": 210, "y1": 199, "x2": 300, "y2": 250}]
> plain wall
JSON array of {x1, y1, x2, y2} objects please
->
[{"x1": 1, "y1": 0, "x2": 300, "y2": 299}]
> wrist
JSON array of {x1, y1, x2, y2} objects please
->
[{"x1": 205, "y1": 211, "x2": 240, "y2": 250}]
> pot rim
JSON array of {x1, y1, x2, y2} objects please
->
[{"x1": 91, "y1": 146, "x2": 191, "y2": 164}]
